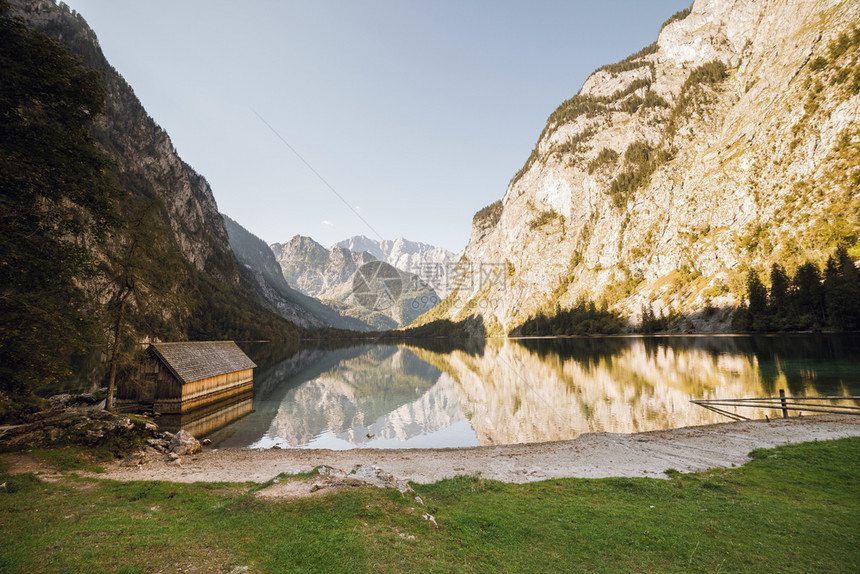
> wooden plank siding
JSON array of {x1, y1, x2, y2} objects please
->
[
  {"x1": 116, "y1": 342, "x2": 256, "y2": 423},
  {"x1": 155, "y1": 369, "x2": 254, "y2": 414}
]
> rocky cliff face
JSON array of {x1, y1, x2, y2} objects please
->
[
  {"x1": 433, "y1": 0, "x2": 860, "y2": 334},
  {"x1": 272, "y1": 235, "x2": 442, "y2": 329},
  {"x1": 14, "y1": 0, "x2": 237, "y2": 284},
  {"x1": 12, "y1": 0, "x2": 299, "y2": 340},
  {"x1": 272, "y1": 236, "x2": 374, "y2": 300},
  {"x1": 222, "y1": 216, "x2": 372, "y2": 331}
]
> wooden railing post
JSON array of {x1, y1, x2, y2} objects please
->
[{"x1": 779, "y1": 389, "x2": 788, "y2": 418}]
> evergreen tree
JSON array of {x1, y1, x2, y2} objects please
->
[
  {"x1": 791, "y1": 262, "x2": 825, "y2": 328},
  {"x1": 768, "y1": 263, "x2": 790, "y2": 311},
  {"x1": 824, "y1": 246, "x2": 860, "y2": 330},
  {"x1": 101, "y1": 200, "x2": 188, "y2": 409},
  {"x1": 767, "y1": 263, "x2": 790, "y2": 329},
  {"x1": 743, "y1": 269, "x2": 768, "y2": 331}
]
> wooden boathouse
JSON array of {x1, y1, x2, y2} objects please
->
[{"x1": 116, "y1": 341, "x2": 256, "y2": 414}]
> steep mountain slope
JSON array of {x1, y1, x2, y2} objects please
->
[
  {"x1": 271, "y1": 236, "x2": 441, "y2": 329},
  {"x1": 430, "y1": 0, "x2": 860, "y2": 334},
  {"x1": 222, "y1": 216, "x2": 372, "y2": 331},
  {"x1": 272, "y1": 236, "x2": 375, "y2": 300},
  {"x1": 11, "y1": 0, "x2": 302, "y2": 342}
]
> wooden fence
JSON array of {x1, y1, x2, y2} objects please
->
[{"x1": 690, "y1": 390, "x2": 860, "y2": 421}]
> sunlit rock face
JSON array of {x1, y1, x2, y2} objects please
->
[{"x1": 432, "y1": 0, "x2": 860, "y2": 334}]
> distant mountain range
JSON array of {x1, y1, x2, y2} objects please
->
[
  {"x1": 337, "y1": 236, "x2": 455, "y2": 274},
  {"x1": 269, "y1": 235, "x2": 451, "y2": 330},
  {"x1": 220, "y1": 221, "x2": 458, "y2": 331},
  {"x1": 222, "y1": 216, "x2": 372, "y2": 331}
]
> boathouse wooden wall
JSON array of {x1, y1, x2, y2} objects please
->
[
  {"x1": 156, "y1": 368, "x2": 253, "y2": 414},
  {"x1": 115, "y1": 341, "x2": 256, "y2": 415}
]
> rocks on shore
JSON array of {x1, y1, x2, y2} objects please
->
[
  {"x1": 1, "y1": 390, "x2": 207, "y2": 470},
  {"x1": 256, "y1": 464, "x2": 415, "y2": 499},
  {"x1": 120, "y1": 429, "x2": 203, "y2": 468},
  {"x1": 0, "y1": 392, "x2": 140, "y2": 450},
  {"x1": 169, "y1": 430, "x2": 202, "y2": 456}
]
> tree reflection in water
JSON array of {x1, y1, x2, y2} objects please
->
[{"x1": 203, "y1": 335, "x2": 860, "y2": 449}]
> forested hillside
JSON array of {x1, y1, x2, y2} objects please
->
[{"x1": 1, "y1": 0, "x2": 303, "y2": 395}]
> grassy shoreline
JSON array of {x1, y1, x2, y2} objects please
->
[{"x1": 2, "y1": 437, "x2": 858, "y2": 573}]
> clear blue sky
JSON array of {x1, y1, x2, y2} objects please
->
[{"x1": 62, "y1": 0, "x2": 691, "y2": 252}]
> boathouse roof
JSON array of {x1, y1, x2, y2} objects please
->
[{"x1": 148, "y1": 341, "x2": 256, "y2": 385}]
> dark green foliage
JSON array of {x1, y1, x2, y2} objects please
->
[
  {"x1": 733, "y1": 269, "x2": 767, "y2": 331},
  {"x1": 617, "y1": 86, "x2": 669, "y2": 114},
  {"x1": 608, "y1": 143, "x2": 675, "y2": 209},
  {"x1": 660, "y1": 6, "x2": 692, "y2": 32},
  {"x1": 624, "y1": 140, "x2": 653, "y2": 164},
  {"x1": 686, "y1": 60, "x2": 729, "y2": 85},
  {"x1": 548, "y1": 96, "x2": 604, "y2": 125},
  {"x1": 528, "y1": 209, "x2": 564, "y2": 231},
  {"x1": 667, "y1": 60, "x2": 727, "y2": 138},
  {"x1": 638, "y1": 305, "x2": 671, "y2": 333},
  {"x1": 792, "y1": 262, "x2": 826, "y2": 326},
  {"x1": 642, "y1": 89, "x2": 670, "y2": 109},
  {"x1": 587, "y1": 147, "x2": 620, "y2": 174},
  {"x1": 512, "y1": 299, "x2": 625, "y2": 336},
  {"x1": 828, "y1": 30, "x2": 856, "y2": 60},
  {"x1": 596, "y1": 42, "x2": 658, "y2": 76},
  {"x1": 809, "y1": 57, "x2": 828, "y2": 71},
  {"x1": 610, "y1": 78, "x2": 652, "y2": 101},
  {"x1": 808, "y1": 27, "x2": 860, "y2": 96},
  {"x1": 550, "y1": 127, "x2": 596, "y2": 158},
  {"x1": 472, "y1": 200, "x2": 503, "y2": 228},
  {"x1": 824, "y1": 246, "x2": 860, "y2": 331},
  {"x1": 766, "y1": 263, "x2": 790, "y2": 330},
  {"x1": 187, "y1": 270, "x2": 304, "y2": 343},
  {"x1": 0, "y1": 5, "x2": 118, "y2": 392},
  {"x1": 768, "y1": 263, "x2": 790, "y2": 310},
  {"x1": 747, "y1": 269, "x2": 768, "y2": 324},
  {"x1": 733, "y1": 248, "x2": 860, "y2": 332},
  {"x1": 619, "y1": 95, "x2": 643, "y2": 114},
  {"x1": 392, "y1": 316, "x2": 485, "y2": 342}
]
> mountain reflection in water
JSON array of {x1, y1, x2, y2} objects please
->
[{"x1": 206, "y1": 335, "x2": 860, "y2": 449}]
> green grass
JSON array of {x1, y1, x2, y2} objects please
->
[
  {"x1": 1, "y1": 438, "x2": 859, "y2": 573},
  {"x1": 28, "y1": 446, "x2": 105, "y2": 473}
]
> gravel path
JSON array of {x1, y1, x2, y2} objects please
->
[{"x1": 98, "y1": 415, "x2": 860, "y2": 485}]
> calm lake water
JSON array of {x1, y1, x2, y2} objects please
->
[{"x1": 198, "y1": 334, "x2": 860, "y2": 450}]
